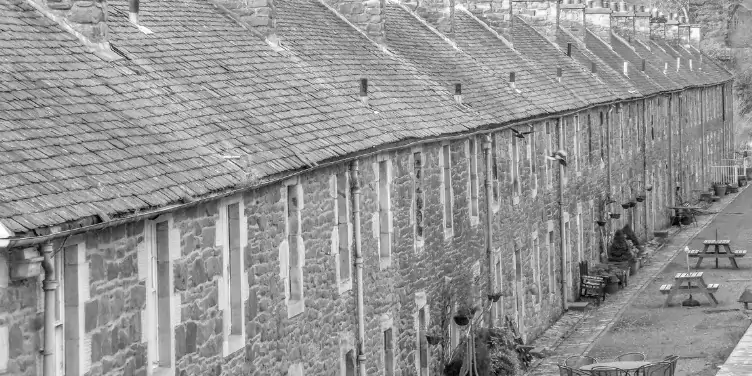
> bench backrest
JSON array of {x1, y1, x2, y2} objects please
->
[{"x1": 582, "y1": 275, "x2": 605, "y2": 285}]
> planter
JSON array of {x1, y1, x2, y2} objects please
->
[
  {"x1": 605, "y1": 282, "x2": 619, "y2": 294},
  {"x1": 596, "y1": 220, "x2": 607, "y2": 227},
  {"x1": 646, "y1": 185, "x2": 653, "y2": 192},
  {"x1": 621, "y1": 203, "x2": 630, "y2": 209},
  {"x1": 636, "y1": 196, "x2": 645, "y2": 203},
  {"x1": 425, "y1": 335, "x2": 442, "y2": 346},
  {"x1": 453, "y1": 315, "x2": 470, "y2": 327},
  {"x1": 610, "y1": 213, "x2": 621, "y2": 219},
  {"x1": 628, "y1": 201, "x2": 636, "y2": 208},
  {"x1": 739, "y1": 177, "x2": 747, "y2": 187},
  {"x1": 629, "y1": 260, "x2": 639, "y2": 276},
  {"x1": 713, "y1": 184, "x2": 727, "y2": 197},
  {"x1": 487, "y1": 293, "x2": 502, "y2": 302},
  {"x1": 729, "y1": 185, "x2": 739, "y2": 193}
]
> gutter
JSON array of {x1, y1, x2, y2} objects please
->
[{"x1": 0, "y1": 81, "x2": 733, "y2": 251}]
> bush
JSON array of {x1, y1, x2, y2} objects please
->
[
  {"x1": 608, "y1": 230, "x2": 633, "y2": 262},
  {"x1": 443, "y1": 328, "x2": 522, "y2": 376}
]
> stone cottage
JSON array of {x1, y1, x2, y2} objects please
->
[{"x1": 0, "y1": 0, "x2": 733, "y2": 374}]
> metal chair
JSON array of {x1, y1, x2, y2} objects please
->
[
  {"x1": 589, "y1": 365, "x2": 632, "y2": 376},
  {"x1": 634, "y1": 362, "x2": 672, "y2": 376},
  {"x1": 616, "y1": 352, "x2": 646, "y2": 361},
  {"x1": 564, "y1": 355, "x2": 598, "y2": 368},
  {"x1": 662, "y1": 355, "x2": 679, "y2": 375},
  {"x1": 558, "y1": 364, "x2": 591, "y2": 376}
]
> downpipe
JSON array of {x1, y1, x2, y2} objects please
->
[
  {"x1": 482, "y1": 136, "x2": 494, "y2": 325},
  {"x1": 40, "y1": 242, "x2": 57, "y2": 376},
  {"x1": 557, "y1": 118, "x2": 568, "y2": 311},
  {"x1": 349, "y1": 160, "x2": 367, "y2": 376}
]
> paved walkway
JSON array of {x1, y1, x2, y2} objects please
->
[
  {"x1": 525, "y1": 187, "x2": 748, "y2": 376},
  {"x1": 716, "y1": 322, "x2": 752, "y2": 376}
]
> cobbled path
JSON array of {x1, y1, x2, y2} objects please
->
[{"x1": 524, "y1": 187, "x2": 747, "y2": 376}]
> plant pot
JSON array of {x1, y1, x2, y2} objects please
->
[
  {"x1": 425, "y1": 335, "x2": 442, "y2": 346},
  {"x1": 596, "y1": 220, "x2": 606, "y2": 227},
  {"x1": 646, "y1": 185, "x2": 653, "y2": 192},
  {"x1": 488, "y1": 293, "x2": 502, "y2": 302},
  {"x1": 713, "y1": 184, "x2": 727, "y2": 197},
  {"x1": 629, "y1": 260, "x2": 639, "y2": 275},
  {"x1": 636, "y1": 196, "x2": 645, "y2": 202},
  {"x1": 628, "y1": 201, "x2": 636, "y2": 208},
  {"x1": 739, "y1": 177, "x2": 747, "y2": 187},
  {"x1": 680, "y1": 215, "x2": 692, "y2": 225},
  {"x1": 605, "y1": 282, "x2": 619, "y2": 294},
  {"x1": 621, "y1": 203, "x2": 630, "y2": 209},
  {"x1": 453, "y1": 315, "x2": 470, "y2": 327},
  {"x1": 610, "y1": 213, "x2": 621, "y2": 219}
]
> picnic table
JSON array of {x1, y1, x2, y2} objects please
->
[
  {"x1": 660, "y1": 271, "x2": 719, "y2": 307},
  {"x1": 667, "y1": 205, "x2": 701, "y2": 227},
  {"x1": 687, "y1": 239, "x2": 746, "y2": 269}
]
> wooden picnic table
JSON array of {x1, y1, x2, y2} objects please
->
[
  {"x1": 667, "y1": 205, "x2": 701, "y2": 227},
  {"x1": 688, "y1": 239, "x2": 746, "y2": 269},
  {"x1": 660, "y1": 272, "x2": 719, "y2": 307}
]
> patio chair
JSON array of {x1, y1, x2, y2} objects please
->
[
  {"x1": 616, "y1": 352, "x2": 646, "y2": 361},
  {"x1": 662, "y1": 355, "x2": 679, "y2": 375},
  {"x1": 564, "y1": 355, "x2": 598, "y2": 368},
  {"x1": 634, "y1": 361, "x2": 672, "y2": 376},
  {"x1": 558, "y1": 364, "x2": 591, "y2": 376},
  {"x1": 589, "y1": 365, "x2": 631, "y2": 376}
]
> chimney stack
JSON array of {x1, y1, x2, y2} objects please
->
[
  {"x1": 28, "y1": 0, "x2": 112, "y2": 55},
  {"x1": 214, "y1": 0, "x2": 280, "y2": 48},
  {"x1": 679, "y1": 18, "x2": 691, "y2": 47},
  {"x1": 689, "y1": 25, "x2": 702, "y2": 49},
  {"x1": 633, "y1": 3, "x2": 651, "y2": 44},
  {"x1": 665, "y1": 13, "x2": 680, "y2": 45},
  {"x1": 326, "y1": 0, "x2": 385, "y2": 44},
  {"x1": 510, "y1": 0, "x2": 560, "y2": 42},
  {"x1": 584, "y1": 0, "x2": 612, "y2": 42},
  {"x1": 560, "y1": 0, "x2": 587, "y2": 41},
  {"x1": 650, "y1": 10, "x2": 666, "y2": 41},
  {"x1": 610, "y1": 0, "x2": 635, "y2": 41}
]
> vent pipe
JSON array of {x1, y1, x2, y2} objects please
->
[
  {"x1": 509, "y1": 72, "x2": 516, "y2": 89},
  {"x1": 567, "y1": 42, "x2": 572, "y2": 57},
  {"x1": 556, "y1": 67, "x2": 562, "y2": 83},
  {"x1": 360, "y1": 78, "x2": 368, "y2": 105},
  {"x1": 454, "y1": 83, "x2": 462, "y2": 105},
  {"x1": 591, "y1": 62, "x2": 597, "y2": 74},
  {"x1": 641, "y1": 59, "x2": 646, "y2": 72},
  {"x1": 129, "y1": 0, "x2": 139, "y2": 24}
]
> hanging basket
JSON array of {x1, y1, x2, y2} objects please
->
[
  {"x1": 453, "y1": 315, "x2": 470, "y2": 327},
  {"x1": 621, "y1": 203, "x2": 630, "y2": 209},
  {"x1": 487, "y1": 293, "x2": 503, "y2": 302},
  {"x1": 628, "y1": 201, "x2": 637, "y2": 207},
  {"x1": 596, "y1": 220, "x2": 607, "y2": 227},
  {"x1": 636, "y1": 195, "x2": 645, "y2": 202},
  {"x1": 646, "y1": 185, "x2": 653, "y2": 192},
  {"x1": 610, "y1": 213, "x2": 621, "y2": 219},
  {"x1": 425, "y1": 334, "x2": 443, "y2": 346}
]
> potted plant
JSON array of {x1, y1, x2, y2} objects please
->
[
  {"x1": 713, "y1": 182, "x2": 727, "y2": 197},
  {"x1": 454, "y1": 305, "x2": 476, "y2": 327},
  {"x1": 739, "y1": 176, "x2": 748, "y2": 187},
  {"x1": 425, "y1": 332, "x2": 443, "y2": 346},
  {"x1": 596, "y1": 220, "x2": 606, "y2": 227},
  {"x1": 609, "y1": 213, "x2": 621, "y2": 219},
  {"x1": 605, "y1": 274, "x2": 620, "y2": 294},
  {"x1": 488, "y1": 292, "x2": 502, "y2": 302},
  {"x1": 621, "y1": 203, "x2": 630, "y2": 209}
]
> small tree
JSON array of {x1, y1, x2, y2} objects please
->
[{"x1": 608, "y1": 230, "x2": 633, "y2": 262}]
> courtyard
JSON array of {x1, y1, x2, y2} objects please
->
[{"x1": 527, "y1": 186, "x2": 752, "y2": 376}]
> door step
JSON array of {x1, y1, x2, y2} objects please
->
[{"x1": 567, "y1": 301, "x2": 591, "y2": 311}]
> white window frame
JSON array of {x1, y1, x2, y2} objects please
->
[
  {"x1": 493, "y1": 252, "x2": 503, "y2": 324},
  {"x1": 289, "y1": 363, "x2": 304, "y2": 376},
  {"x1": 411, "y1": 147, "x2": 425, "y2": 252},
  {"x1": 545, "y1": 122, "x2": 553, "y2": 190},
  {"x1": 279, "y1": 182, "x2": 304, "y2": 319},
  {"x1": 339, "y1": 333, "x2": 357, "y2": 376},
  {"x1": 547, "y1": 220, "x2": 555, "y2": 302},
  {"x1": 0, "y1": 324, "x2": 7, "y2": 374},
  {"x1": 590, "y1": 200, "x2": 596, "y2": 261},
  {"x1": 577, "y1": 204, "x2": 584, "y2": 264},
  {"x1": 374, "y1": 155, "x2": 393, "y2": 269},
  {"x1": 511, "y1": 132, "x2": 521, "y2": 204},
  {"x1": 491, "y1": 134, "x2": 501, "y2": 212},
  {"x1": 532, "y1": 231, "x2": 541, "y2": 308},
  {"x1": 574, "y1": 116, "x2": 581, "y2": 177},
  {"x1": 380, "y1": 314, "x2": 397, "y2": 376},
  {"x1": 139, "y1": 216, "x2": 180, "y2": 375},
  {"x1": 439, "y1": 142, "x2": 455, "y2": 239},
  {"x1": 331, "y1": 173, "x2": 353, "y2": 294},
  {"x1": 467, "y1": 137, "x2": 480, "y2": 226},
  {"x1": 54, "y1": 236, "x2": 90, "y2": 376}
]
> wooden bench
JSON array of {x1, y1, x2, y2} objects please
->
[
  {"x1": 707, "y1": 283, "x2": 720, "y2": 293},
  {"x1": 660, "y1": 284, "x2": 673, "y2": 295},
  {"x1": 580, "y1": 275, "x2": 606, "y2": 305},
  {"x1": 734, "y1": 250, "x2": 748, "y2": 257}
]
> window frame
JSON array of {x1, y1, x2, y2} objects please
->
[
  {"x1": 332, "y1": 172, "x2": 353, "y2": 293},
  {"x1": 467, "y1": 137, "x2": 480, "y2": 225},
  {"x1": 375, "y1": 156, "x2": 393, "y2": 269},
  {"x1": 440, "y1": 143, "x2": 455, "y2": 239},
  {"x1": 281, "y1": 183, "x2": 304, "y2": 319}
]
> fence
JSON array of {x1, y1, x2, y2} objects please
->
[{"x1": 711, "y1": 156, "x2": 752, "y2": 183}]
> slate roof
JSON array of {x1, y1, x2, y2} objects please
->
[
  {"x1": 511, "y1": 17, "x2": 618, "y2": 105},
  {"x1": 609, "y1": 34, "x2": 682, "y2": 91},
  {"x1": 0, "y1": 0, "x2": 483, "y2": 233},
  {"x1": 0, "y1": 0, "x2": 734, "y2": 234}
]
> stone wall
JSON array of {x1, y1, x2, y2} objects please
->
[{"x1": 0, "y1": 267, "x2": 40, "y2": 376}]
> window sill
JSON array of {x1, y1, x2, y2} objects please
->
[
  {"x1": 338, "y1": 279, "x2": 353, "y2": 295},
  {"x1": 153, "y1": 366, "x2": 175, "y2": 376},
  {"x1": 227, "y1": 334, "x2": 244, "y2": 355},
  {"x1": 531, "y1": 188, "x2": 537, "y2": 199},
  {"x1": 513, "y1": 196, "x2": 520, "y2": 206},
  {"x1": 443, "y1": 227, "x2": 454, "y2": 241},
  {"x1": 469, "y1": 216, "x2": 479, "y2": 227},
  {"x1": 287, "y1": 299, "x2": 305, "y2": 319}
]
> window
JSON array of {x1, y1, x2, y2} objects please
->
[
  {"x1": 513, "y1": 247, "x2": 524, "y2": 335},
  {"x1": 619, "y1": 105, "x2": 624, "y2": 156},
  {"x1": 413, "y1": 151, "x2": 425, "y2": 251},
  {"x1": 0, "y1": 325, "x2": 6, "y2": 373},
  {"x1": 574, "y1": 116, "x2": 580, "y2": 173},
  {"x1": 415, "y1": 295, "x2": 429, "y2": 376},
  {"x1": 545, "y1": 122, "x2": 553, "y2": 188},
  {"x1": 54, "y1": 244, "x2": 65, "y2": 376},
  {"x1": 512, "y1": 133, "x2": 520, "y2": 198},
  {"x1": 284, "y1": 185, "x2": 304, "y2": 318},
  {"x1": 494, "y1": 259, "x2": 503, "y2": 324},
  {"x1": 376, "y1": 158, "x2": 393, "y2": 268},
  {"x1": 384, "y1": 328, "x2": 394, "y2": 376},
  {"x1": 468, "y1": 138, "x2": 480, "y2": 219},
  {"x1": 577, "y1": 209, "x2": 583, "y2": 263},
  {"x1": 532, "y1": 233, "x2": 541, "y2": 306},
  {"x1": 548, "y1": 228, "x2": 555, "y2": 300},
  {"x1": 560, "y1": 119, "x2": 567, "y2": 186},
  {"x1": 529, "y1": 127, "x2": 538, "y2": 193},
  {"x1": 599, "y1": 112, "x2": 605, "y2": 162},
  {"x1": 333, "y1": 173, "x2": 352, "y2": 292},
  {"x1": 491, "y1": 135, "x2": 500, "y2": 205},
  {"x1": 590, "y1": 204, "x2": 596, "y2": 261},
  {"x1": 440, "y1": 144, "x2": 454, "y2": 237},
  {"x1": 587, "y1": 114, "x2": 593, "y2": 164}
]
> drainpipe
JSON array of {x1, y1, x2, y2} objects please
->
[
  {"x1": 700, "y1": 88, "x2": 705, "y2": 186},
  {"x1": 557, "y1": 118, "x2": 568, "y2": 311},
  {"x1": 482, "y1": 136, "x2": 494, "y2": 325},
  {"x1": 41, "y1": 242, "x2": 57, "y2": 376},
  {"x1": 668, "y1": 95, "x2": 674, "y2": 207},
  {"x1": 349, "y1": 160, "x2": 366, "y2": 376},
  {"x1": 643, "y1": 99, "x2": 649, "y2": 240}
]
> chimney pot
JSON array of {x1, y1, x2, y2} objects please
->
[{"x1": 567, "y1": 42, "x2": 572, "y2": 57}]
